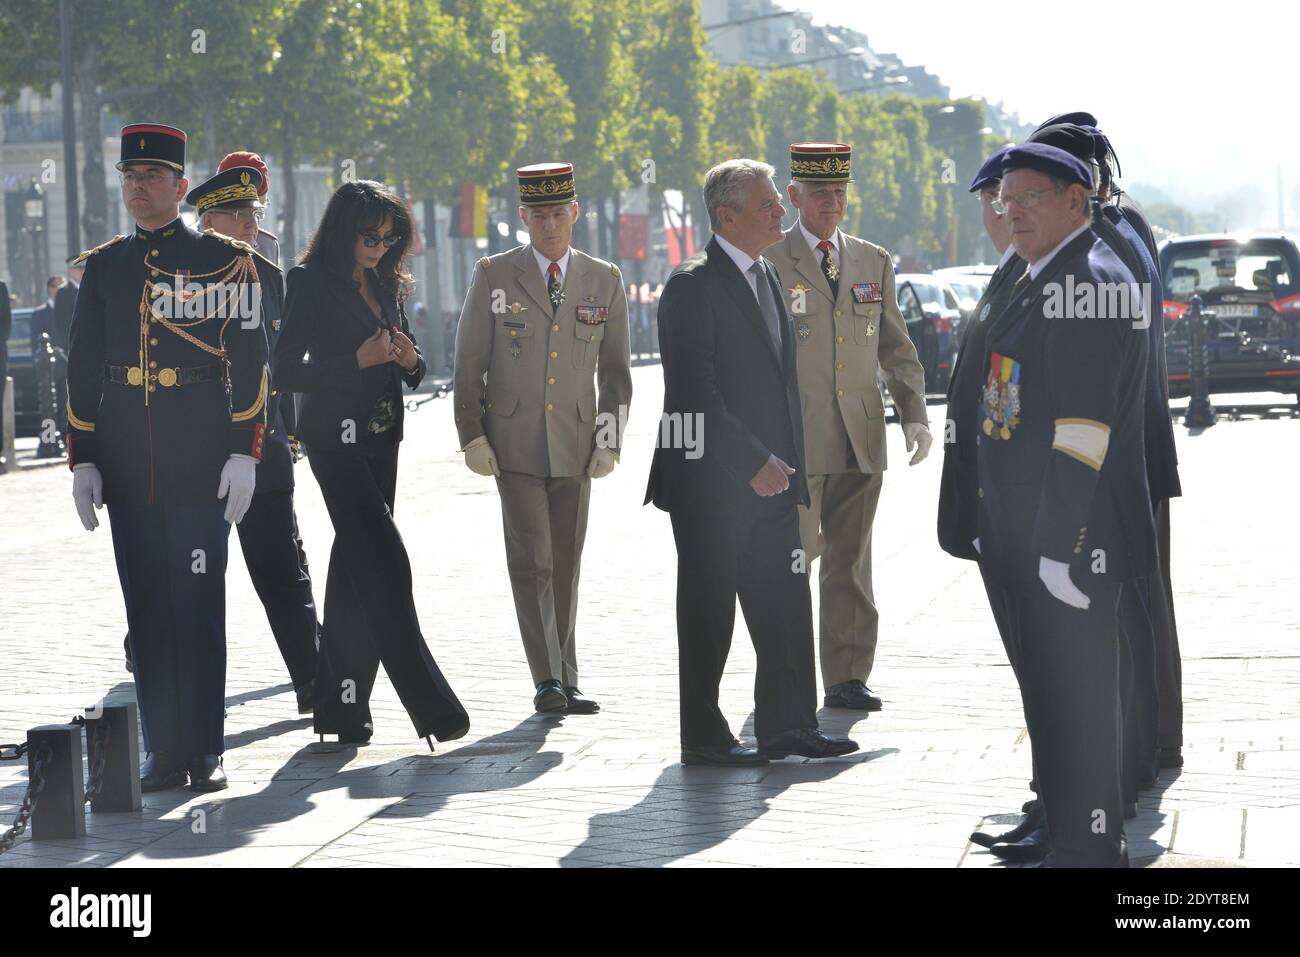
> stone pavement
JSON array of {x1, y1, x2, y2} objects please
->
[{"x1": 1, "y1": 366, "x2": 1297, "y2": 868}]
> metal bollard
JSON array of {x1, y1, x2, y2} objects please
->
[
  {"x1": 84, "y1": 702, "x2": 142, "y2": 813},
  {"x1": 1184, "y1": 294, "x2": 1217, "y2": 429},
  {"x1": 28, "y1": 724, "x2": 85, "y2": 840},
  {"x1": 34, "y1": 333, "x2": 66, "y2": 459}
]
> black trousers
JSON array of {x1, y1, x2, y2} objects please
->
[
  {"x1": 308, "y1": 443, "x2": 468, "y2": 740},
  {"x1": 109, "y1": 503, "x2": 229, "y2": 755},
  {"x1": 1119, "y1": 576, "x2": 1160, "y2": 800},
  {"x1": 236, "y1": 490, "x2": 320, "y2": 689},
  {"x1": 668, "y1": 491, "x2": 818, "y2": 748},
  {"x1": 1151, "y1": 498, "x2": 1182, "y2": 751},
  {"x1": 989, "y1": 573, "x2": 1124, "y2": 867}
]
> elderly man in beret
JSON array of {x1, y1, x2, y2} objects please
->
[{"x1": 973, "y1": 143, "x2": 1154, "y2": 867}]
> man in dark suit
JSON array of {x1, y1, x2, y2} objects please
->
[
  {"x1": 645, "y1": 158, "x2": 858, "y2": 767},
  {"x1": 938, "y1": 146, "x2": 1026, "y2": 563},
  {"x1": 30, "y1": 277, "x2": 65, "y2": 351},
  {"x1": 193, "y1": 164, "x2": 320, "y2": 713},
  {"x1": 975, "y1": 144, "x2": 1155, "y2": 867},
  {"x1": 54, "y1": 259, "x2": 83, "y2": 348}
]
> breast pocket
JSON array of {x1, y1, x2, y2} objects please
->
[
  {"x1": 572, "y1": 320, "x2": 606, "y2": 370},
  {"x1": 852, "y1": 301, "x2": 881, "y2": 345},
  {"x1": 499, "y1": 318, "x2": 536, "y2": 351}
]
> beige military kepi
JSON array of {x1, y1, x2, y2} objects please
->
[
  {"x1": 764, "y1": 142, "x2": 927, "y2": 694},
  {"x1": 453, "y1": 162, "x2": 632, "y2": 693}
]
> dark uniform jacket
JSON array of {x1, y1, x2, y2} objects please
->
[
  {"x1": 1101, "y1": 202, "x2": 1182, "y2": 504},
  {"x1": 64, "y1": 217, "x2": 269, "y2": 506},
  {"x1": 273, "y1": 261, "x2": 425, "y2": 454},
  {"x1": 976, "y1": 228, "x2": 1156, "y2": 587},
  {"x1": 251, "y1": 255, "x2": 295, "y2": 494},
  {"x1": 937, "y1": 252, "x2": 1027, "y2": 561},
  {"x1": 645, "y1": 237, "x2": 809, "y2": 513},
  {"x1": 54, "y1": 281, "x2": 79, "y2": 351},
  {"x1": 30, "y1": 302, "x2": 60, "y2": 353}
]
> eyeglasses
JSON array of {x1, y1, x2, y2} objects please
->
[
  {"x1": 992, "y1": 186, "x2": 1063, "y2": 215},
  {"x1": 360, "y1": 232, "x2": 403, "y2": 248},
  {"x1": 119, "y1": 169, "x2": 172, "y2": 187},
  {"x1": 213, "y1": 208, "x2": 265, "y2": 223}
]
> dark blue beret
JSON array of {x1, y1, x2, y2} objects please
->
[
  {"x1": 1026, "y1": 123, "x2": 1098, "y2": 164},
  {"x1": 1035, "y1": 111, "x2": 1098, "y2": 132},
  {"x1": 1001, "y1": 143, "x2": 1094, "y2": 190},
  {"x1": 969, "y1": 145, "x2": 1013, "y2": 193}
]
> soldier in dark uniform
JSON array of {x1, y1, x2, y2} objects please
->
[
  {"x1": 217, "y1": 151, "x2": 280, "y2": 266},
  {"x1": 190, "y1": 164, "x2": 320, "y2": 714},
  {"x1": 1026, "y1": 120, "x2": 1181, "y2": 801},
  {"x1": 66, "y1": 123, "x2": 268, "y2": 793},
  {"x1": 975, "y1": 144, "x2": 1154, "y2": 867}
]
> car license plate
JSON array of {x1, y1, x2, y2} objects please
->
[{"x1": 1214, "y1": 304, "x2": 1259, "y2": 318}]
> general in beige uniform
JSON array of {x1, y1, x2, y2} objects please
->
[
  {"x1": 453, "y1": 162, "x2": 632, "y2": 714},
  {"x1": 765, "y1": 143, "x2": 930, "y2": 710}
]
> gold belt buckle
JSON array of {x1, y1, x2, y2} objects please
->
[
  {"x1": 158, "y1": 367, "x2": 178, "y2": 388},
  {"x1": 126, "y1": 366, "x2": 143, "y2": 386}
]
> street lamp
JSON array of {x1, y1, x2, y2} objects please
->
[{"x1": 24, "y1": 181, "x2": 48, "y2": 305}]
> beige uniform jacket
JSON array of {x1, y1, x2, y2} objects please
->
[
  {"x1": 765, "y1": 226, "x2": 927, "y2": 474},
  {"x1": 453, "y1": 244, "x2": 632, "y2": 477}
]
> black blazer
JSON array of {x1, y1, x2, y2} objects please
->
[
  {"x1": 645, "y1": 237, "x2": 809, "y2": 513},
  {"x1": 936, "y1": 254, "x2": 1025, "y2": 561},
  {"x1": 273, "y1": 260, "x2": 426, "y2": 453},
  {"x1": 976, "y1": 230, "x2": 1155, "y2": 585}
]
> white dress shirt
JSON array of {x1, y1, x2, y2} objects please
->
[
  {"x1": 799, "y1": 220, "x2": 839, "y2": 271},
  {"x1": 1028, "y1": 222, "x2": 1091, "y2": 281},
  {"x1": 714, "y1": 233, "x2": 762, "y2": 302}
]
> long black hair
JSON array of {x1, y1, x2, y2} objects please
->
[{"x1": 299, "y1": 179, "x2": 414, "y2": 302}]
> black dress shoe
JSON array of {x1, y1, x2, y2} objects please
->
[
  {"x1": 188, "y1": 754, "x2": 227, "y2": 792},
  {"x1": 681, "y1": 743, "x2": 768, "y2": 767},
  {"x1": 989, "y1": 823, "x2": 1050, "y2": 863},
  {"x1": 971, "y1": 801, "x2": 1044, "y2": 848},
  {"x1": 759, "y1": 728, "x2": 858, "y2": 760},
  {"x1": 564, "y1": 687, "x2": 600, "y2": 714},
  {"x1": 534, "y1": 679, "x2": 568, "y2": 713},
  {"x1": 1158, "y1": 747, "x2": 1183, "y2": 769},
  {"x1": 1124, "y1": 801, "x2": 1138, "y2": 819},
  {"x1": 823, "y1": 680, "x2": 882, "y2": 711},
  {"x1": 295, "y1": 678, "x2": 315, "y2": 715},
  {"x1": 124, "y1": 633, "x2": 133, "y2": 673},
  {"x1": 140, "y1": 752, "x2": 187, "y2": 792}
]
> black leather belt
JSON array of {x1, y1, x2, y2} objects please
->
[{"x1": 105, "y1": 364, "x2": 222, "y2": 388}]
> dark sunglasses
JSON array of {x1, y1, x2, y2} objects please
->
[{"x1": 360, "y1": 231, "x2": 403, "y2": 249}]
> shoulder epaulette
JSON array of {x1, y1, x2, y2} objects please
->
[
  {"x1": 479, "y1": 256, "x2": 491, "y2": 270},
  {"x1": 610, "y1": 262, "x2": 621, "y2": 277},
  {"x1": 201, "y1": 227, "x2": 255, "y2": 254},
  {"x1": 878, "y1": 246, "x2": 888, "y2": 258},
  {"x1": 250, "y1": 247, "x2": 280, "y2": 272},
  {"x1": 71, "y1": 234, "x2": 127, "y2": 266}
]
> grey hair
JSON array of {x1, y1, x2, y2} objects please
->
[{"x1": 703, "y1": 158, "x2": 775, "y2": 231}]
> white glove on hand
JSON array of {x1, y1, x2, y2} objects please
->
[
  {"x1": 464, "y1": 435, "x2": 500, "y2": 477},
  {"x1": 218, "y1": 455, "x2": 258, "y2": 525},
  {"x1": 586, "y1": 447, "x2": 618, "y2": 479},
  {"x1": 72, "y1": 463, "x2": 103, "y2": 531},
  {"x1": 1039, "y1": 556, "x2": 1090, "y2": 610},
  {"x1": 903, "y1": 422, "x2": 933, "y2": 465}
]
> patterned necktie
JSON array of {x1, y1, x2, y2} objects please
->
[
  {"x1": 749, "y1": 260, "x2": 783, "y2": 354},
  {"x1": 547, "y1": 261, "x2": 563, "y2": 312},
  {"x1": 817, "y1": 239, "x2": 839, "y2": 299}
]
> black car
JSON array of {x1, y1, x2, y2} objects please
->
[
  {"x1": 5, "y1": 307, "x2": 66, "y2": 438},
  {"x1": 895, "y1": 274, "x2": 964, "y2": 393},
  {"x1": 1160, "y1": 233, "x2": 1300, "y2": 398}
]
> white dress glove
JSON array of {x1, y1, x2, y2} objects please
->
[
  {"x1": 218, "y1": 454, "x2": 258, "y2": 525},
  {"x1": 903, "y1": 421, "x2": 932, "y2": 465},
  {"x1": 72, "y1": 463, "x2": 103, "y2": 531},
  {"x1": 586, "y1": 447, "x2": 618, "y2": 479},
  {"x1": 1039, "y1": 556, "x2": 1091, "y2": 610},
  {"x1": 464, "y1": 435, "x2": 500, "y2": 477}
]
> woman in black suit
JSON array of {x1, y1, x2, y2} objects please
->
[{"x1": 274, "y1": 180, "x2": 468, "y2": 748}]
